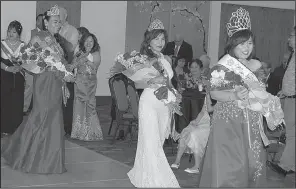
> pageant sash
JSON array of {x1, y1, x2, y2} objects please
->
[
  {"x1": 1, "y1": 41, "x2": 25, "y2": 76},
  {"x1": 217, "y1": 54, "x2": 270, "y2": 146}
]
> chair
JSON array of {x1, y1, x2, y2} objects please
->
[
  {"x1": 108, "y1": 73, "x2": 139, "y2": 145},
  {"x1": 263, "y1": 117, "x2": 286, "y2": 164}
]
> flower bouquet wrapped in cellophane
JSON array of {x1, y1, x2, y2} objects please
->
[
  {"x1": 18, "y1": 41, "x2": 73, "y2": 78},
  {"x1": 110, "y1": 51, "x2": 183, "y2": 116},
  {"x1": 219, "y1": 68, "x2": 284, "y2": 131}
]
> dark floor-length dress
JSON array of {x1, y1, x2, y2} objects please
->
[
  {"x1": 199, "y1": 62, "x2": 267, "y2": 187},
  {"x1": 1, "y1": 32, "x2": 67, "y2": 174},
  {"x1": 1, "y1": 41, "x2": 25, "y2": 134}
]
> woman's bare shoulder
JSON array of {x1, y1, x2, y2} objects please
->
[{"x1": 249, "y1": 59, "x2": 262, "y2": 71}]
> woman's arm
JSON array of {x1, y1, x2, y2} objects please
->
[
  {"x1": 1, "y1": 62, "x2": 8, "y2": 70},
  {"x1": 210, "y1": 88, "x2": 248, "y2": 102},
  {"x1": 210, "y1": 90, "x2": 237, "y2": 102},
  {"x1": 87, "y1": 51, "x2": 101, "y2": 71}
]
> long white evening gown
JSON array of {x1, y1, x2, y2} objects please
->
[{"x1": 127, "y1": 54, "x2": 180, "y2": 188}]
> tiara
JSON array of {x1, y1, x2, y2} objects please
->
[
  {"x1": 148, "y1": 19, "x2": 164, "y2": 31},
  {"x1": 226, "y1": 7, "x2": 251, "y2": 37},
  {"x1": 47, "y1": 5, "x2": 60, "y2": 16}
]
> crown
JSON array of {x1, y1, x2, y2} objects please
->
[
  {"x1": 47, "y1": 5, "x2": 60, "y2": 16},
  {"x1": 226, "y1": 7, "x2": 251, "y2": 37},
  {"x1": 148, "y1": 19, "x2": 164, "y2": 31}
]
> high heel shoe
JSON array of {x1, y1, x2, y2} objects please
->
[
  {"x1": 184, "y1": 168, "x2": 200, "y2": 174},
  {"x1": 171, "y1": 163, "x2": 180, "y2": 169}
]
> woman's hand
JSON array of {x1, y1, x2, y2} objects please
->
[
  {"x1": 64, "y1": 74, "x2": 75, "y2": 82},
  {"x1": 235, "y1": 87, "x2": 249, "y2": 100},
  {"x1": 7, "y1": 65, "x2": 21, "y2": 73},
  {"x1": 65, "y1": 64, "x2": 74, "y2": 72},
  {"x1": 277, "y1": 90, "x2": 285, "y2": 99}
]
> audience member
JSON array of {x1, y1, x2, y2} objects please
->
[
  {"x1": 163, "y1": 34, "x2": 193, "y2": 64},
  {"x1": 272, "y1": 26, "x2": 295, "y2": 176},
  {"x1": 199, "y1": 54, "x2": 211, "y2": 78},
  {"x1": 266, "y1": 52, "x2": 291, "y2": 95}
]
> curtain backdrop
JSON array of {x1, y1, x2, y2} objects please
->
[{"x1": 218, "y1": 3, "x2": 295, "y2": 69}]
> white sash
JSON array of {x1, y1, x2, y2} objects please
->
[
  {"x1": 1, "y1": 40, "x2": 24, "y2": 61},
  {"x1": 217, "y1": 54, "x2": 270, "y2": 146}
]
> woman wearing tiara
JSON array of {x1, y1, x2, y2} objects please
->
[
  {"x1": 1, "y1": 5, "x2": 75, "y2": 174},
  {"x1": 199, "y1": 7, "x2": 284, "y2": 187},
  {"x1": 127, "y1": 19, "x2": 180, "y2": 188}
]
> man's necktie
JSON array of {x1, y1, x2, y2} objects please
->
[{"x1": 174, "y1": 45, "x2": 179, "y2": 56}]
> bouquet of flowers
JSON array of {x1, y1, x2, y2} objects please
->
[
  {"x1": 110, "y1": 50, "x2": 183, "y2": 116},
  {"x1": 18, "y1": 42, "x2": 73, "y2": 77},
  {"x1": 218, "y1": 69, "x2": 284, "y2": 131}
]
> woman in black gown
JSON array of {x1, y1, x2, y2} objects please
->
[
  {"x1": 1, "y1": 5, "x2": 75, "y2": 174},
  {"x1": 1, "y1": 20, "x2": 25, "y2": 136}
]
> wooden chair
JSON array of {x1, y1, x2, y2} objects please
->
[{"x1": 108, "y1": 73, "x2": 139, "y2": 144}]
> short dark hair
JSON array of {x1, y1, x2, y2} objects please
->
[
  {"x1": 140, "y1": 29, "x2": 168, "y2": 59},
  {"x1": 189, "y1": 58, "x2": 203, "y2": 69},
  {"x1": 36, "y1": 14, "x2": 43, "y2": 21},
  {"x1": 77, "y1": 27, "x2": 89, "y2": 37},
  {"x1": 79, "y1": 32, "x2": 100, "y2": 53},
  {"x1": 224, "y1": 29, "x2": 256, "y2": 60},
  {"x1": 7, "y1": 20, "x2": 23, "y2": 36}
]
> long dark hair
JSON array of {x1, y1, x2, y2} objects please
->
[
  {"x1": 79, "y1": 32, "x2": 100, "y2": 54},
  {"x1": 188, "y1": 58, "x2": 203, "y2": 69},
  {"x1": 140, "y1": 29, "x2": 168, "y2": 59},
  {"x1": 77, "y1": 27, "x2": 89, "y2": 38},
  {"x1": 224, "y1": 29, "x2": 256, "y2": 60}
]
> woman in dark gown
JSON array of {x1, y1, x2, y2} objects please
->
[
  {"x1": 1, "y1": 21, "x2": 25, "y2": 135},
  {"x1": 1, "y1": 5, "x2": 74, "y2": 174},
  {"x1": 199, "y1": 7, "x2": 283, "y2": 187}
]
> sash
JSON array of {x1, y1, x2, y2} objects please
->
[
  {"x1": 1, "y1": 41, "x2": 25, "y2": 76},
  {"x1": 218, "y1": 54, "x2": 270, "y2": 146},
  {"x1": 33, "y1": 33, "x2": 70, "y2": 106},
  {"x1": 1, "y1": 40, "x2": 24, "y2": 62}
]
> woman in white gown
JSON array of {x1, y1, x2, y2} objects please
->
[{"x1": 127, "y1": 19, "x2": 180, "y2": 188}]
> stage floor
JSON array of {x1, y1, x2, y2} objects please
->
[{"x1": 1, "y1": 140, "x2": 134, "y2": 188}]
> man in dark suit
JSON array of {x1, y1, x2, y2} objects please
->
[
  {"x1": 266, "y1": 52, "x2": 290, "y2": 95},
  {"x1": 163, "y1": 34, "x2": 193, "y2": 66}
]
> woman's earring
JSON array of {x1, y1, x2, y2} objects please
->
[{"x1": 148, "y1": 46, "x2": 151, "y2": 49}]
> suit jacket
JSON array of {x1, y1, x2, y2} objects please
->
[
  {"x1": 266, "y1": 65, "x2": 286, "y2": 95},
  {"x1": 163, "y1": 41, "x2": 193, "y2": 63}
]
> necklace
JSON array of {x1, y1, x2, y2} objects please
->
[{"x1": 7, "y1": 39, "x2": 18, "y2": 46}]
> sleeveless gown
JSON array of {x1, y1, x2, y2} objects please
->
[
  {"x1": 127, "y1": 55, "x2": 180, "y2": 188},
  {"x1": 1, "y1": 31, "x2": 67, "y2": 174}
]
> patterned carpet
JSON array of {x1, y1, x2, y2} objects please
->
[{"x1": 65, "y1": 104, "x2": 295, "y2": 188}]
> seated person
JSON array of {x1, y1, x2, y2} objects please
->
[
  {"x1": 176, "y1": 59, "x2": 205, "y2": 133},
  {"x1": 184, "y1": 59, "x2": 203, "y2": 90},
  {"x1": 172, "y1": 57, "x2": 186, "y2": 89},
  {"x1": 171, "y1": 92, "x2": 216, "y2": 173}
]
